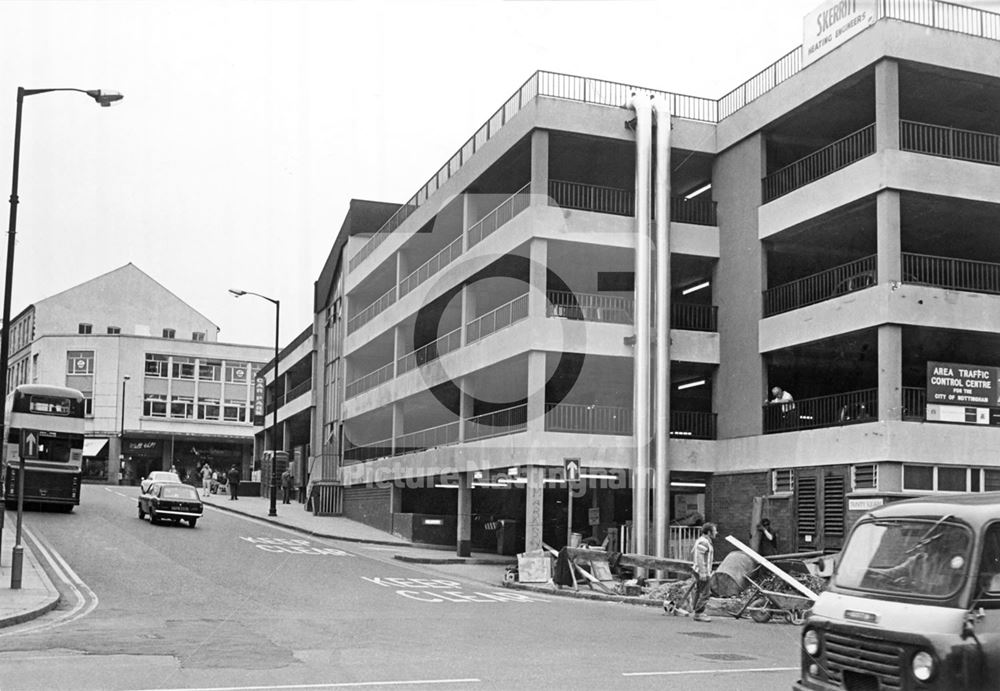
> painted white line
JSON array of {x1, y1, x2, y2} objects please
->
[
  {"x1": 123, "y1": 679, "x2": 481, "y2": 691},
  {"x1": 623, "y1": 666, "x2": 798, "y2": 677}
]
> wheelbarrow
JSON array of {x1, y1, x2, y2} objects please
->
[{"x1": 732, "y1": 573, "x2": 814, "y2": 625}]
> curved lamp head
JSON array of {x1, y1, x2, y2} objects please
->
[
  {"x1": 228, "y1": 289, "x2": 247, "y2": 297},
  {"x1": 85, "y1": 90, "x2": 124, "y2": 107}
]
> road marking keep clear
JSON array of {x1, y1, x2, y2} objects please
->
[
  {"x1": 241, "y1": 536, "x2": 352, "y2": 556},
  {"x1": 362, "y1": 577, "x2": 549, "y2": 603}
]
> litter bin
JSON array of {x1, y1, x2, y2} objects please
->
[{"x1": 496, "y1": 519, "x2": 521, "y2": 556}]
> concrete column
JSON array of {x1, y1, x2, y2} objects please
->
[
  {"x1": 391, "y1": 403, "x2": 404, "y2": 455},
  {"x1": 526, "y1": 350, "x2": 547, "y2": 433},
  {"x1": 877, "y1": 190, "x2": 902, "y2": 283},
  {"x1": 530, "y1": 130, "x2": 549, "y2": 203},
  {"x1": 875, "y1": 59, "x2": 900, "y2": 151},
  {"x1": 456, "y1": 471, "x2": 472, "y2": 557},
  {"x1": 878, "y1": 325, "x2": 903, "y2": 421},
  {"x1": 525, "y1": 465, "x2": 544, "y2": 552},
  {"x1": 461, "y1": 283, "x2": 477, "y2": 347},
  {"x1": 459, "y1": 375, "x2": 475, "y2": 442},
  {"x1": 528, "y1": 238, "x2": 548, "y2": 320}
]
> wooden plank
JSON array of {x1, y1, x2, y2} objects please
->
[{"x1": 725, "y1": 535, "x2": 817, "y2": 600}]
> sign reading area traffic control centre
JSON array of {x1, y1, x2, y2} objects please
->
[
  {"x1": 362, "y1": 577, "x2": 549, "y2": 604},
  {"x1": 926, "y1": 361, "x2": 1000, "y2": 426}
]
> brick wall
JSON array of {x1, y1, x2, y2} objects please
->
[
  {"x1": 342, "y1": 485, "x2": 392, "y2": 533},
  {"x1": 707, "y1": 471, "x2": 771, "y2": 558}
]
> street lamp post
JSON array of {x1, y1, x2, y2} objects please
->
[
  {"x1": 120, "y1": 375, "x2": 130, "y2": 483},
  {"x1": 229, "y1": 288, "x2": 280, "y2": 517},
  {"x1": 2, "y1": 87, "x2": 122, "y2": 589}
]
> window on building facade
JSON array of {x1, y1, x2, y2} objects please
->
[
  {"x1": 986, "y1": 469, "x2": 1000, "y2": 492},
  {"x1": 145, "y1": 353, "x2": 168, "y2": 377},
  {"x1": 223, "y1": 399, "x2": 247, "y2": 422},
  {"x1": 172, "y1": 357, "x2": 195, "y2": 380},
  {"x1": 107, "y1": 326, "x2": 121, "y2": 334},
  {"x1": 772, "y1": 468, "x2": 794, "y2": 494},
  {"x1": 199, "y1": 359, "x2": 221, "y2": 381},
  {"x1": 225, "y1": 362, "x2": 249, "y2": 383},
  {"x1": 170, "y1": 395, "x2": 194, "y2": 419},
  {"x1": 67, "y1": 350, "x2": 94, "y2": 374},
  {"x1": 78, "y1": 323, "x2": 92, "y2": 335},
  {"x1": 903, "y1": 465, "x2": 934, "y2": 491},
  {"x1": 852, "y1": 464, "x2": 878, "y2": 491},
  {"x1": 83, "y1": 396, "x2": 94, "y2": 416},
  {"x1": 192, "y1": 331, "x2": 206, "y2": 341},
  {"x1": 938, "y1": 466, "x2": 968, "y2": 492},
  {"x1": 144, "y1": 394, "x2": 167, "y2": 417},
  {"x1": 163, "y1": 328, "x2": 176, "y2": 339},
  {"x1": 197, "y1": 397, "x2": 220, "y2": 420}
]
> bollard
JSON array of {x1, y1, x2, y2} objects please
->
[{"x1": 10, "y1": 545, "x2": 23, "y2": 589}]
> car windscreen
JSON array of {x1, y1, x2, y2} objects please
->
[
  {"x1": 836, "y1": 518, "x2": 972, "y2": 599},
  {"x1": 161, "y1": 486, "x2": 199, "y2": 500}
]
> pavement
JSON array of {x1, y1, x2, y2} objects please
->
[{"x1": 0, "y1": 492, "x2": 725, "y2": 629}]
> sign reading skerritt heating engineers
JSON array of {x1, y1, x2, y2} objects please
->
[
  {"x1": 926, "y1": 362, "x2": 1000, "y2": 426},
  {"x1": 803, "y1": 0, "x2": 876, "y2": 66}
]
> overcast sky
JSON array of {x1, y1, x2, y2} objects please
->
[{"x1": 2, "y1": 0, "x2": 990, "y2": 347}]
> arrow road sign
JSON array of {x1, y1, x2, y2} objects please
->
[
  {"x1": 19, "y1": 430, "x2": 40, "y2": 460},
  {"x1": 564, "y1": 458, "x2": 580, "y2": 482}
]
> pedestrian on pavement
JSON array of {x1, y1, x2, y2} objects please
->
[
  {"x1": 281, "y1": 465, "x2": 294, "y2": 504},
  {"x1": 756, "y1": 518, "x2": 779, "y2": 557},
  {"x1": 691, "y1": 522, "x2": 718, "y2": 622},
  {"x1": 227, "y1": 465, "x2": 241, "y2": 500},
  {"x1": 200, "y1": 463, "x2": 214, "y2": 498}
]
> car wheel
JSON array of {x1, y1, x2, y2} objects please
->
[
  {"x1": 149, "y1": 509, "x2": 159, "y2": 524},
  {"x1": 138, "y1": 504, "x2": 145, "y2": 519},
  {"x1": 188, "y1": 519, "x2": 197, "y2": 528}
]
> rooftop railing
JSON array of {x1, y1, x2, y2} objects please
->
[
  {"x1": 762, "y1": 124, "x2": 876, "y2": 202},
  {"x1": 763, "y1": 388, "x2": 877, "y2": 434},
  {"x1": 349, "y1": 4, "x2": 1000, "y2": 272},
  {"x1": 763, "y1": 255, "x2": 877, "y2": 317}
]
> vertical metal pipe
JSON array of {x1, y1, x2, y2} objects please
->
[
  {"x1": 629, "y1": 93, "x2": 652, "y2": 558},
  {"x1": 268, "y1": 300, "x2": 280, "y2": 517},
  {"x1": 651, "y1": 97, "x2": 672, "y2": 560}
]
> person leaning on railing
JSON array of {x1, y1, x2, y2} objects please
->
[{"x1": 765, "y1": 386, "x2": 797, "y2": 427}]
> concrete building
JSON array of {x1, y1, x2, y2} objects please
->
[
  {"x1": 6, "y1": 264, "x2": 271, "y2": 485},
  {"x1": 313, "y1": 1, "x2": 1000, "y2": 556}
]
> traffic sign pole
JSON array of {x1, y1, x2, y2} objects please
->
[{"x1": 11, "y1": 429, "x2": 36, "y2": 589}]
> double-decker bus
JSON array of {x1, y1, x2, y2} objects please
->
[{"x1": 2, "y1": 385, "x2": 86, "y2": 511}]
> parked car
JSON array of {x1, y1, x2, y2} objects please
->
[
  {"x1": 139, "y1": 471, "x2": 180, "y2": 494},
  {"x1": 138, "y1": 482, "x2": 203, "y2": 527}
]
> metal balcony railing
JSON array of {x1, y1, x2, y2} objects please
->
[
  {"x1": 546, "y1": 290, "x2": 717, "y2": 331},
  {"x1": 671, "y1": 196, "x2": 718, "y2": 226},
  {"x1": 763, "y1": 388, "x2": 877, "y2": 433},
  {"x1": 669, "y1": 411, "x2": 718, "y2": 440},
  {"x1": 342, "y1": 437, "x2": 393, "y2": 464},
  {"x1": 466, "y1": 293, "x2": 529, "y2": 344},
  {"x1": 904, "y1": 252, "x2": 1000, "y2": 295},
  {"x1": 762, "y1": 124, "x2": 876, "y2": 202},
  {"x1": 548, "y1": 180, "x2": 634, "y2": 216},
  {"x1": 901, "y1": 120, "x2": 1000, "y2": 165},
  {"x1": 347, "y1": 284, "x2": 397, "y2": 334},
  {"x1": 466, "y1": 183, "x2": 531, "y2": 248},
  {"x1": 545, "y1": 403, "x2": 633, "y2": 435},
  {"x1": 398, "y1": 235, "x2": 464, "y2": 298},
  {"x1": 902, "y1": 387, "x2": 926, "y2": 421},
  {"x1": 763, "y1": 255, "x2": 877, "y2": 316},
  {"x1": 396, "y1": 327, "x2": 463, "y2": 375},
  {"x1": 672, "y1": 303, "x2": 718, "y2": 332},
  {"x1": 464, "y1": 404, "x2": 528, "y2": 441},
  {"x1": 394, "y1": 421, "x2": 460, "y2": 456},
  {"x1": 345, "y1": 361, "x2": 394, "y2": 400}
]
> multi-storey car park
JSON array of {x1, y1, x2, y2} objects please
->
[{"x1": 303, "y1": 0, "x2": 1000, "y2": 559}]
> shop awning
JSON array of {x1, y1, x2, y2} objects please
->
[{"x1": 83, "y1": 438, "x2": 109, "y2": 457}]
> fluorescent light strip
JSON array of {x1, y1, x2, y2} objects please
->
[
  {"x1": 580, "y1": 473, "x2": 618, "y2": 480},
  {"x1": 434, "y1": 484, "x2": 458, "y2": 489},
  {"x1": 681, "y1": 281, "x2": 710, "y2": 296},
  {"x1": 670, "y1": 481, "x2": 706, "y2": 488},
  {"x1": 676, "y1": 379, "x2": 706, "y2": 390},
  {"x1": 684, "y1": 182, "x2": 712, "y2": 200}
]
